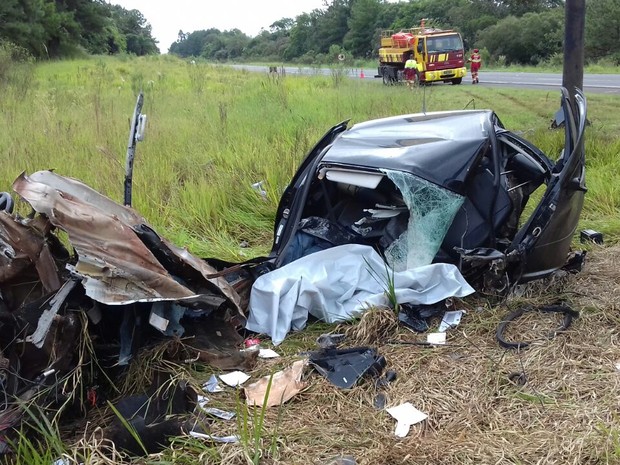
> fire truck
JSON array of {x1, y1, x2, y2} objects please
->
[{"x1": 377, "y1": 21, "x2": 466, "y2": 85}]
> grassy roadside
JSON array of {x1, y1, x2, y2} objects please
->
[
  {"x1": 2, "y1": 55, "x2": 619, "y2": 259},
  {"x1": 1, "y1": 54, "x2": 620, "y2": 464},
  {"x1": 238, "y1": 58, "x2": 620, "y2": 75}
]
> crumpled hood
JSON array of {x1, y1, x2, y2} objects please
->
[{"x1": 12, "y1": 170, "x2": 242, "y2": 312}]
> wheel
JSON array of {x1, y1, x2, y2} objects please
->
[
  {"x1": 0, "y1": 192, "x2": 13, "y2": 213},
  {"x1": 382, "y1": 72, "x2": 391, "y2": 86},
  {"x1": 451, "y1": 78, "x2": 462, "y2": 85}
]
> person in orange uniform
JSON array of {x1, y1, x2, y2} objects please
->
[{"x1": 468, "y1": 49, "x2": 482, "y2": 84}]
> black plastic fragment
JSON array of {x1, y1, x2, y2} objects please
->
[
  {"x1": 398, "y1": 302, "x2": 445, "y2": 332},
  {"x1": 580, "y1": 229, "x2": 603, "y2": 245},
  {"x1": 309, "y1": 347, "x2": 386, "y2": 389}
]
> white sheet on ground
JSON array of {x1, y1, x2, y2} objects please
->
[{"x1": 246, "y1": 244, "x2": 474, "y2": 345}]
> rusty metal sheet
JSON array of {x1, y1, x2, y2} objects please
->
[
  {"x1": 0, "y1": 211, "x2": 61, "y2": 293},
  {"x1": 12, "y1": 171, "x2": 241, "y2": 312}
]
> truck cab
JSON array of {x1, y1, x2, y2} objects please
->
[{"x1": 378, "y1": 23, "x2": 467, "y2": 85}]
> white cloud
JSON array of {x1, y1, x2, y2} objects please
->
[{"x1": 109, "y1": 0, "x2": 327, "y2": 52}]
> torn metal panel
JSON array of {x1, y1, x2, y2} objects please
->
[
  {"x1": 26, "y1": 279, "x2": 78, "y2": 348},
  {"x1": 0, "y1": 211, "x2": 61, "y2": 293},
  {"x1": 12, "y1": 171, "x2": 241, "y2": 313}
]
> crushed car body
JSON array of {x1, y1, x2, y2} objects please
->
[{"x1": 268, "y1": 88, "x2": 587, "y2": 292}]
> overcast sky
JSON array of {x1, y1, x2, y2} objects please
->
[{"x1": 109, "y1": 0, "x2": 327, "y2": 53}]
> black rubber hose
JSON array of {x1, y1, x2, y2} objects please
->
[{"x1": 496, "y1": 304, "x2": 579, "y2": 349}]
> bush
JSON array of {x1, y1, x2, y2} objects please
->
[
  {"x1": 0, "y1": 41, "x2": 33, "y2": 84},
  {"x1": 545, "y1": 52, "x2": 563, "y2": 67},
  {"x1": 0, "y1": 41, "x2": 35, "y2": 98}
]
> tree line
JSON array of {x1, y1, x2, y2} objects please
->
[
  {"x1": 0, "y1": 0, "x2": 158, "y2": 58},
  {"x1": 1, "y1": 0, "x2": 618, "y2": 66},
  {"x1": 170, "y1": 0, "x2": 619, "y2": 66}
]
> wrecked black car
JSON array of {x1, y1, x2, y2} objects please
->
[{"x1": 270, "y1": 88, "x2": 587, "y2": 292}]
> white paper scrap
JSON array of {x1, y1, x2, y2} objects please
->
[
  {"x1": 196, "y1": 395, "x2": 209, "y2": 409},
  {"x1": 386, "y1": 402, "x2": 428, "y2": 437},
  {"x1": 52, "y1": 459, "x2": 70, "y2": 465},
  {"x1": 189, "y1": 431, "x2": 240, "y2": 443},
  {"x1": 203, "y1": 407, "x2": 236, "y2": 420},
  {"x1": 438, "y1": 310, "x2": 465, "y2": 332},
  {"x1": 203, "y1": 374, "x2": 224, "y2": 393},
  {"x1": 258, "y1": 348, "x2": 280, "y2": 359},
  {"x1": 219, "y1": 371, "x2": 251, "y2": 387},
  {"x1": 148, "y1": 311, "x2": 169, "y2": 332},
  {"x1": 427, "y1": 332, "x2": 446, "y2": 345}
]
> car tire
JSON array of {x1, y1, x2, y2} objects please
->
[{"x1": 451, "y1": 78, "x2": 462, "y2": 85}]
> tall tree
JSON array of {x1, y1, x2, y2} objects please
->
[
  {"x1": 0, "y1": 0, "x2": 50, "y2": 56},
  {"x1": 109, "y1": 5, "x2": 158, "y2": 55},
  {"x1": 316, "y1": 0, "x2": 351, "y2": 54},
  {"x1": 344, "y1": 0, "x2": 381, "y2": 57},
  {"x1": 585, "y1": 0, "x2": 620, "y2": 61}
]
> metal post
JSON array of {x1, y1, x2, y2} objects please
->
[
  {"x1": 562, "y1": 0, "x2": 585, "y2": 109},
  {"x1": 124, "y1": 92, "x2": 144, "y2": 207}
]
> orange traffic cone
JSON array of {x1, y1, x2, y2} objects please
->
[{"x1": 360, "y1": 69, "x2": 365, "y2": 79}]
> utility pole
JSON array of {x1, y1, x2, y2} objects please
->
[{"x1": 562, "y1": 0, "x2": 585, "y2": 109}]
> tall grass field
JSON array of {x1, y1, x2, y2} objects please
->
[{"x1": 2, "y1": 56, "x2": 618, "y2": 260}]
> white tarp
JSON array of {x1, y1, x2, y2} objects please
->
[{"x1": 246, "y1": 244, "x2": 474, "y2": 345}]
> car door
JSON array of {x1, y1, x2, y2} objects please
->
[
  {"x1": 270, "y1": 121, "x2": 349, "y2": 266},
  {"x1": 507, "y1": 88, "x2": 587, "y2": 281}
]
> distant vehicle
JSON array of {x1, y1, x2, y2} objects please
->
[{"x1": 377, "y1": 20, "x2": 467, "y2": 86}]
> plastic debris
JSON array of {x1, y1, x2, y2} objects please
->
[
  {"x1": 197, "y1": 395, "x2": 209, "y2": 409},
  {"x1": 258, "y1": 348, "x2": 280, "y2": 359},
  {"x1": 244, "y1": 337, "x2": 261, "y2": 348},
  {"x1": 244, "y1": 360, "x2": 307, "y2": 407},
  {"x1": 438, "y1": 310, "x2": 465, "y2": 332},
  {"x1": 189, "y1": 431, "x2": 240, "y2": 443},
  {"x1": 203, "y1": 407, "x2": 235, "y2": 420},
  {"x1": 316, "y1": 333, "x2": 346, "y2": 349},
  {"x1": 386, "y1": 402, "x2": 428, "y2": 437},
  {"x1": 203, "y1": 374, "x2": 224, "y2": 393},
  {"x1": 427, "y1": 332, "x2": 446, "y2": 345},
  {"x1": 251, "y1": 181, "x2": 268, "y2": 200},
  {"x1": 309, "y1": 347, "x2": 386, "y2": 389},
  {"x1": 219, "y1": 371, "x2": 251, "y2": 387}
]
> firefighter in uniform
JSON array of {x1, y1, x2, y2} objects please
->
[
  {"x1": 468, "y1": 49, "x2": 481, "y2": 84},
  {"x1": 404, "y1": 56, "x2": 418, "y2": 88}
]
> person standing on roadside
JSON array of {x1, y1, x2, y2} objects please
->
[
  {"x1": 404, "y1": 55, "x2": 418, "y2": 89},
  {"x1": 468, "y1": 49, "x2": 482, "y2": 84}
]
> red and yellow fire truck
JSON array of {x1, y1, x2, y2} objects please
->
[{"x1": 377, "y1": 20, "x2": 466, "y2": 85}]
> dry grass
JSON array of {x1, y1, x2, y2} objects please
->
[
  {"x1": 64, "y1": 244, "x2": 620, "y2": 465},
  {"x1": 214, "y1": 244, "x2": 620, "y2": 465},
  {"x1": 342, "y1": 306, "x2": 400, "y2": 347}
]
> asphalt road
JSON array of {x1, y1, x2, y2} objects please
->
[{"x1": 231, "y1": 64, "x2": 620, "y2": 95}]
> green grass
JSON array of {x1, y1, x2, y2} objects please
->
[{"x1": 2, "y1": 54, "x2": 618, "y2": 260}]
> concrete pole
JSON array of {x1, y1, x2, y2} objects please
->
[{"x1": 562, "y1": 0, "x2": 585, "y2": 108}]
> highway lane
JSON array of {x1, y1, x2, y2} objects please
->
[{"x1": 231, "y1": 64, "x2": 620, "y2": 94}]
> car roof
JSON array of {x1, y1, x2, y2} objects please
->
[{"x1": 321, "y1": 110, "x2": 497, "y2": 192}]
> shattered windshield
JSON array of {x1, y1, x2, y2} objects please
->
[
  {"x1": 427, "y1": 34, "x2": 463, "y2": 53},
  {"x1": 382, "y1": 169, "x2": 464, "y2": 271}
]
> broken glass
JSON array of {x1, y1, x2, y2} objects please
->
[{"x1": 382, "y1": 170, "x2": 464, "y2": 271}]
